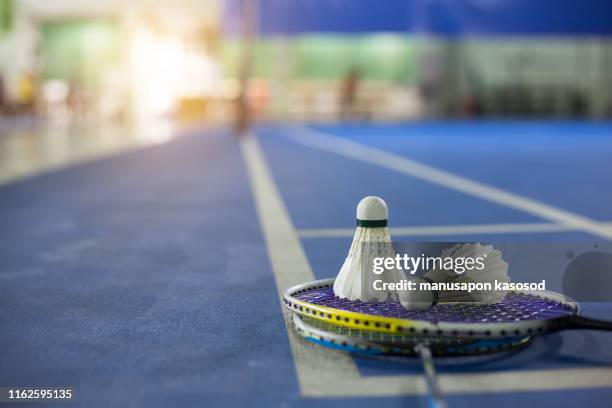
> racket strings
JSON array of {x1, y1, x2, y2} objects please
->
[{"x1": 295, "y1": 285, "x2": 573, "y2": 324}]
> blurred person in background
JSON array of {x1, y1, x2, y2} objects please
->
[
  {"x1": 234, "y1": 83, "x2": 249, "y2": 134},
  {"x1": 67, "y1": 83, "x2": 88, "y2": 121},
  {"x1": 339, "y1": 67, "x2": 360, "y2": 121},
  {"x1": 0, "y1": 71, "x2": 5, "y2": 114},
  {"x1": 235, "y1": 54, "x2": 251, "y2": 135}
]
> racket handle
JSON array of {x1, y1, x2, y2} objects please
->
[
  {"x1": 415, "y1": 344, "x2": 448, "y2": 408},
  {"x1": 567, "y1": 315, "x2": 612, "y2": 331}
]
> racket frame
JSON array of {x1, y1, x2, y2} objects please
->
[
  {"x1": 283, "y1": 278, "x2": 579, "y2": 339},
  {"x1": 292, "y1": 313, "x2": 533, "y2": 357}
]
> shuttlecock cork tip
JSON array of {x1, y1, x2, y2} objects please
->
[{"x1": 356, "y1": 196, "x2": 388, "y2": 227}]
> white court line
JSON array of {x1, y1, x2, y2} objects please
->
[
  {"x1": 286, "y1": 126, "x2": 612, "y2": 240},
  {"x1": 299, "y1": 222, "x2": 578, "y2": 238},
  {"x1": 239, "y1": 135, "x2": 368, "y2": 396},
  {"x1": 241, "y1": 132, "x2": 612, "y2": 397}
]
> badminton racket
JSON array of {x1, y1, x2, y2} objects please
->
[
  {"x1": 292, "y1": 313, "x2": 532, "y2": 357},
  {"x1": 291, "y1": 313, "x2": 532, "y2": 408},
  {"x1": 283, "y1": 278, "x2": 612, "y2": 338}
]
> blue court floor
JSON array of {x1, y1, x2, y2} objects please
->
[{"x1": 1, "y1": 121, "x2": 612, "y2": 407}]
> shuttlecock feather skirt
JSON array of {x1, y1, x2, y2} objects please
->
[{"x1": 333, "y1": 227, "x2": 407, "y2": 301}]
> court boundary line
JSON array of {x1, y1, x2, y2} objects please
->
[
  {"x1": 285, "y1": 126, "x2": 612, "y2": 240},
  {"x1": 239, "y1": 135, "x2": 368, "y2": 396},
  {"x1": 242, "y1": 132, "x2": 612, "y2": 397},
  {"x1": 298, "y1": 222, "x2": 590, "y2": 238}
]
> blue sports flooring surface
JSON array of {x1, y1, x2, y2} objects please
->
[{"x1": 1, "y1": 121, "x2": 612, "y2": 407}]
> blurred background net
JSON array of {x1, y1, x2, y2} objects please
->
[{"x1": 1, "y1": 0, "x2": 612, "y2": 129}]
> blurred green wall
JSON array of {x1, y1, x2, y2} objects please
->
[
  {"x1": 40, "y1": 20, "x2": 118, "y2": 87},
  {"x1": 223, "y1": 35, "x2": 415, "y2": 82},
  {"x1": 0, "y1": 0, "x2": 15, "y2": 34}
]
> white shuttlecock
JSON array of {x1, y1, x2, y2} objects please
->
[
  {"x1": 333, "y1": 196, "x2": 407, "y2": 301},
  {"x1": 398, "y1": 243, "x2": 510, "y2": 311}
]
